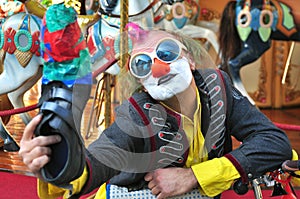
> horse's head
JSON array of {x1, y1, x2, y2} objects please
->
[
  {"x1": 154, "y1": 0, "x2": 200, "y2": 30},
  {"x1": 220, "y1": 0, "x2": 300, "y2": 105},
  {"x1": 86, "y1": 0, "x2": 161, "y2": 77},
  {"x1": 219, "y1": 0, "x2": 275, "y2": 69},
  {"x1": 220, "y1": 0, "x2": 299, "y2": 71},
  {"x1": 0, "y1": 13, "x2": 42, "y2": 94}
]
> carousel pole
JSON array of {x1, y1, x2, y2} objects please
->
[
  {"x1": 104, "y1": 74, "x2": 112, "y2": 128},
  {"x1": 104, "y1": 0, "x2": 129, "y2": 128},
  {"x1": 119, "y1": 0, "x2": 129, "y2": 67},
  {"x1": 119, "y1": 0, "x2": 129, "y2": 76}
]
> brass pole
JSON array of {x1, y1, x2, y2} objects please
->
[
  {"x1": 104, "y1": 74, "x2": 112, "y2": 128},
  {"x1": 282, "y1": 42, "x2": 295, "y2": 85},
  {"x1": 119, "y1": 0, "x2": 129, "y2": 69},
  {"x1": 104, "y1": 0, "x2": 129, "y2": 127}
]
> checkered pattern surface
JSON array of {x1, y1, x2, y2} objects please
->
[{"x1": 107, "y1": 184, "x2": 212, "y2": 199}]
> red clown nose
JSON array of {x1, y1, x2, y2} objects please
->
[{"x1": 151, "y1": 58, "x2": 170, "y2": 78}]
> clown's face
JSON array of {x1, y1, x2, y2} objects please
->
[{"x1": 129, "y1": 31, "x2": 194, "y2": 101}]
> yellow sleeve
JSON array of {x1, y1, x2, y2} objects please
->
[
  {"x1": 191, "y1": 157, "x2": 240, "y2": 197},
  {"x1": 38, "y1": 166, "x2": 89, "y2": 199},
  {"x1": 291, "y1": 149, "x2": 300, "y2": 186},
  {"x1": 94, "y1": 183, "x2": 107, "y2": 199}
]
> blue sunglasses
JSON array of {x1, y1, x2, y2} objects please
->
[{"x1": 129, "y1": 38, "x2": 187, "y2": 78}]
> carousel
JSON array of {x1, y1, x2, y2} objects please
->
[{"x1": 0, "y1": 0, "x2": 300, "y2": 198}]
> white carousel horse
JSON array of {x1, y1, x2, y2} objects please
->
[
  {"x1": 0, "y1": 13, "x2": 42, "y2": 122},
  {"x1": 0, "y1": 12, "x2": 42, "y2": 151},
  {"x1": 87, "y1": 0, "x2": 220, "y2": 60},
  {"x1": 0, "y1": 0, "x2": 34, "y2": 123}
]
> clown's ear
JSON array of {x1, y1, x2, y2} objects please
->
[{"x1": 186, "y1": 52, "x2": 196, "y2": 71}]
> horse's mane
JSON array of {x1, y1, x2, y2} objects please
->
[{"x1": 218, "y1": 1, "x2": 242, "y2": 72}]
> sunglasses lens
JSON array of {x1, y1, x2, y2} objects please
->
[
  {"x1": 130, "y1": 54, "x2": 152, "y2": 77},
  {"x1": 156, "y1": 39, "x2": 180, "y2": 62}
]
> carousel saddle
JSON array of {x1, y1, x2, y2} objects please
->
[{"x1": 35, "y1": 82, "x2": 89, "y2": 186}]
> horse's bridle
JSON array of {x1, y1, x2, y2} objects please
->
[{"x1": 0, "y1": 13, "x2": 40, "y2": 68}]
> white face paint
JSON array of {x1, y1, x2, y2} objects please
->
[{"x1": 140, "y1": 57, "x2": 193, "y2": 100}]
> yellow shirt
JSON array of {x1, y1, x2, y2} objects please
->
[{"x1": 164, "y1": 89, "x2": 240, "y2": 197}]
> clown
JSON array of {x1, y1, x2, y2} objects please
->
[{"x1": 19, "y1": 26, "x2": 293, "y2": 199}]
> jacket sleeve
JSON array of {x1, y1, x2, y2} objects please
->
[
  {"x1": 79, "y1": 100, "x2": 150, "y2": 194},
  {"x1": 221, "y1": 71, "x2": 292, "y2": 183}
]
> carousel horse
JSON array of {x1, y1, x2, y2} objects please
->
[
  {"x1": 0, "y1": 0, "x2": 27, "y2": 151},
  {"x1": 218, "y1": 0, "x2": 300, "y2": 104},
  {"x1": 0, "y1": 0, "x2": 95, "y2": 151},
  {"x1": 0, "y1": 13, "x2": 42, "y2": 122},
  {"x1": 0, "y1": 6, "x2": 42, "y2": 151},
  {"x1": 89, "y1": 0, "x2": 220, "y2": 54}
]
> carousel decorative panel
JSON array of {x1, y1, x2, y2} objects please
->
[{"x1": 241, "y1": 41, "x2": 300, "y2": 108}]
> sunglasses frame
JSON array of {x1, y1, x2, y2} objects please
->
[{"x1": 129, "y1": 37, "x2": 187, "y2": 79}]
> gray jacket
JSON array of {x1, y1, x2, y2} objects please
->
[{"x1": 81, "y1": 69, "x2": 292, "y2": 194}]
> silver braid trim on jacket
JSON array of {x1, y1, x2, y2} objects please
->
[
  {"x1": 143, "y1": 102, "x2": 187, "y2": 167},
  {"x1": 202, "y1": 71, "x2": 227, "y2": 157}
]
